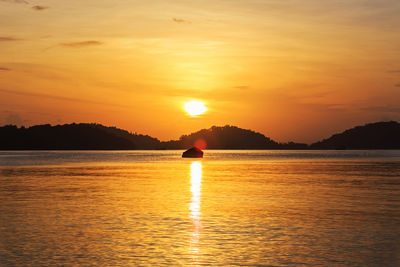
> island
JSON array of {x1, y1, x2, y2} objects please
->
[{"x1": 0, "y1": 121, "x2": 399, "y2": 150}]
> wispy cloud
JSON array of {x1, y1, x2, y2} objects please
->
[
  {"x1": 0, "y1": 36, "x2": 22, "y2": 42},
  {"x1": 395, "y1": 83, "x2": 400, "y2": 87},
  {"x1": 172, "y1": 18, "x2": 191, "y2": 24},
  {"x1": 0, "y1": 0, "x2": 28, "y2": 4},
  {"x1": 233, "y1": 85, "x2": 249, "y2": 90},
  {"x1": 59, "y1": 40, "x2": 103, "y2": 48},
  {"x1": 0, "y1": 88, "x2": 132, "y2": 109},
  {"x1": 387, "y1": 70, "x2": 400, "y2": 73},
  {"x1": 361, "y1": 105, "x2": 400, "y2": 113},
  {"x1": 0, "y1": 67, "x2": 11, "y2": 71},
  {"x1": 32, "y1": 5, "x2": 48, "y2": 11}
]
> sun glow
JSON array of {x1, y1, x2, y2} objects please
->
[{"x1": 184, "y1": 100, "x2": 207, "y2": 117}]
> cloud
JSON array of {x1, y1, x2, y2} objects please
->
[
  {"x1": 59, "y1": 40, "x2": 103, "y2": 48},
  {"x1": 233, "y1": 85, "x2": 249, "y2": 90},
  {"x1": 172, "y1": 18, "x2": 191, "y2": 24},
  {"x1": 361, "y1": 106, "x2": 400, "y2": 113},
  {"x1": 395, "y1": 83, "x2": 400, "y2": 87},
  {"x1": 0, "y1": 88, "x2": 132, "y2": 109},
  {"x1": 0, "y1": 36, "x2": 21, "y2": 42},
  {"x1": 32, "y1": 5, "x2": 48, "y2": 11},
  {"x1": 387, "y1": 70, "x2": 400, "y2": 73},
  {"x1": 0, "y1": 0, "x2": 28, "y2": 4},
  {"x1": 0, "y1": 67, "x2": 11, "y2": 71}
]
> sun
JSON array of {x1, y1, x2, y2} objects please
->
[{"x1": 184, "y1": 100, "x2": 207, "y2": 116}]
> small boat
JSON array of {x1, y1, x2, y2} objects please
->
[{"x1": 182, "y1": 147, "x2": 203, "y2": 158}]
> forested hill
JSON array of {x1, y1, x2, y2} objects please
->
[
  {"x1": 163, "y1": 125, "x2": 306, "y2": 149},
  {"x1": 163, "y1": 125, "x2": 278, "y2": 149},
  {"x1": 0, "y1": 123, "x2": 160, "y2": 150},
  {"x1": 0, "y1": 123, "x2": 300, "y2": 150},
  {"x1": 0, "y1": 121, "x2": 399, "y2": 150},
  {"x1": 310, "y1": 121, "x2": 400, "y2": 149}
]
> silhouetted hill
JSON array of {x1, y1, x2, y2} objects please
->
[
  {"x1": 90, "y1": 124, "x2": 161, "y2": 149},
  {"x1": 161, "y1": 125, "x2": 282, "y2": 149},
  {"x1": 310, "y1": 121, "x2": 400, "y2": 149},
  {"x1": 0, "y1": 121, "x2": 399, "y2": 150},
  {"x1": 0, "y1": 123, "x2": 160, "y2": 150}
]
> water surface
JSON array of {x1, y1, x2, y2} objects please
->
[{"x1": 0, "y1": 150, "x2": 399, "y2": 266}]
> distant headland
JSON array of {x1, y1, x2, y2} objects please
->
[{"x1": 0, "y1": 121, "x2": 399, "y2": 150}]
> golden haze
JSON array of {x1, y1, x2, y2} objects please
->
[{"x1": 1, "y1": 0, "x2": 400, "y2": 143}]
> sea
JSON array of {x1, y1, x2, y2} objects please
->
[{"x1": 0, "y1": 150, "x2": 399, "y2": 266}]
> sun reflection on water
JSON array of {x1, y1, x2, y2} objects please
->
[{"x1": 189, "y1": 161, "x2": 202, "y2": 264}]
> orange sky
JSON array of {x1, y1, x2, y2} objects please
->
[{"x1": 1, "y1": 0, "x2": 400, "y2": 143}]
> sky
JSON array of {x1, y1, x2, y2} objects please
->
[{"x1": 1, "y1": 0, "x2": 400, "y2": 143}]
